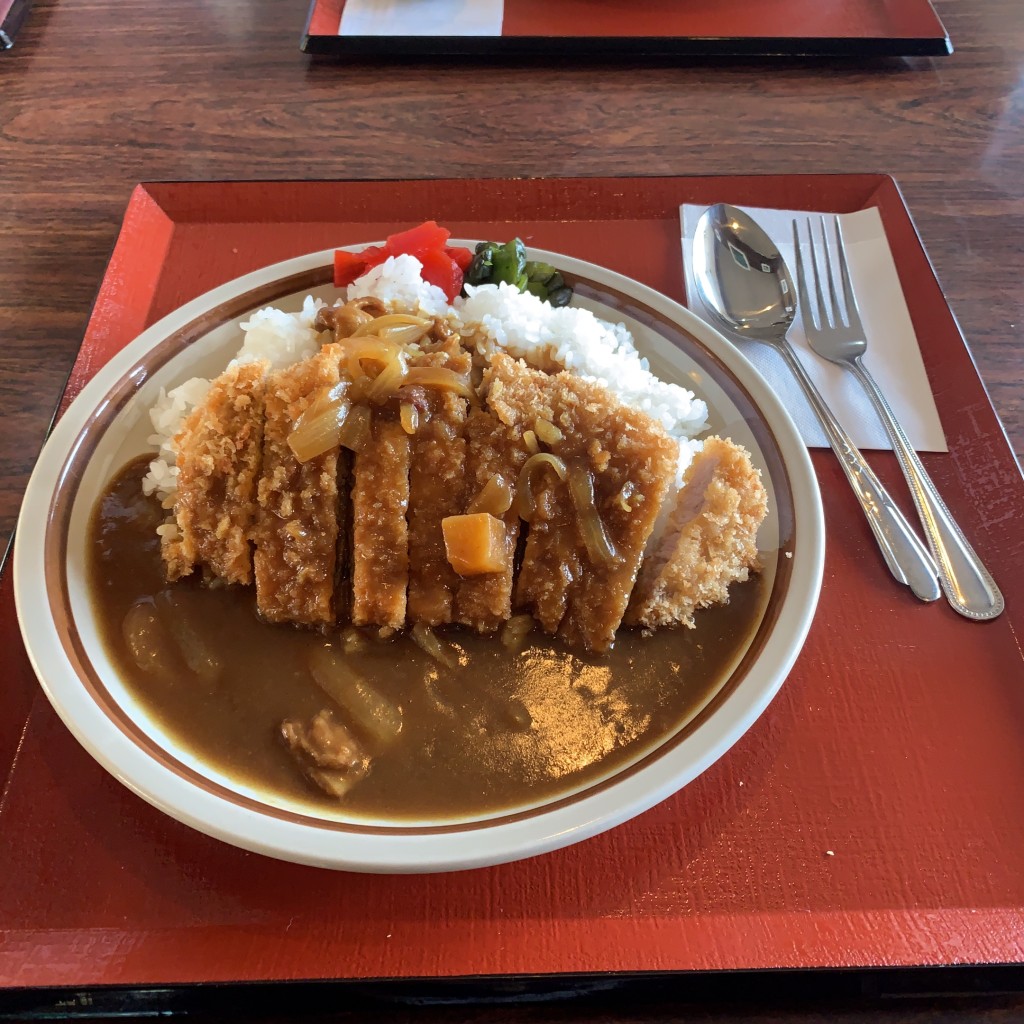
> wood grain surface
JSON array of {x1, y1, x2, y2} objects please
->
[
  {"x1": 1, "y1": 0, "x2": 1023, "y2": 1019},
  {"x1": 0, "y1": 0, "x2": 1022, "y2": 552}
]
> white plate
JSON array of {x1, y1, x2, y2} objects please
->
[{"x1": 14, "y1": 244, "x2": 824, "y2": 872}]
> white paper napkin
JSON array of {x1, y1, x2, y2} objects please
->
[
  {"x1": 339, "y1": 0, "x2": 504, "y2": 36},
  {"x1": 680, "y1": 204, "x2": 947, "y2": 452}
]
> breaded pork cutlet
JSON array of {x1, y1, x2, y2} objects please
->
[
  {"x1": 406, "y1": 344, "x2": 473, "y2": 626},
  {"x1": 253, "y1": 345, "x2": 346, "y2": 626},
  {"x1": 626, "y1": 436, "x2": 767, "y2": 629},
  {"x1": 486, "y1": 353, "x2": 678, "y2": 651},
  {"x1": 162, "y1": 360, "x2": 267, "y2": 586},
  {"x1": 454, "y1": 408, "x2": 530, "y2": 631},
  {"x1": 351, "y1": 415, "x2": 411, "y2": 631},
  {"x1": 484, "y1": 358, "x2": 575, "y2": 635}
]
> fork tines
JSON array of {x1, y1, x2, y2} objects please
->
[{"x1": 792, "y1": 215, "x2": 863, "y2": 335}]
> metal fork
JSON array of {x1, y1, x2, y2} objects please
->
[{"x1": 794, "y1": 216, "x2": 1003, "y2": 621}]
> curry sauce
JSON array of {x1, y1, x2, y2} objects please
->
[{"x1": 89, "y1": 457, "x2": 768, "y2": 820}]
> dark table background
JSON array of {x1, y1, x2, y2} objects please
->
[{"x1": 1, "y1": 0, "x2": 1023, "y2": 1019}]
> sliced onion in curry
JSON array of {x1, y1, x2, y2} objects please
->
[
  {"x1": 337, "y1": 404, "x2": 372, "y2": 453},
  {"x1": 567, "y1": 463, "x2": 618, "y2": 568},
  {"x1": 121, "y1": 600, "x2": 177, "y2": 679},
  {"x1": 399, "y1": 401, "x2": 419, "y2": 435},
  {"x1": 500, "y1": 613, "x2": 534, "y2": 652},
  {"x1": 364, "y1": 350, "x2": 409, "y2": 401},
  {"x1": 411, "y1": 623, "x2": 459, "y2": 669},
  {"x1": 308, "y1": 646, "x2": 403, "y2": 745},
  {"x1": 314, "y1": 302, "x2": 378, "y2": 340},
  {"x1": 288, "y1": 383, "x2": 351, "y2": 462},
  {"x1": 156, "y1": 590, "x2": 224, "y2": 683},
  {"x1": 514, "y1": 452, "x2": 567, "y2": 521},
  {"x1": 341, "y1": 626, "x2": 368, "y2": 655},
  {"x1": 533, "y1": 417, "x2": 563, "y2": 445},
  {"x1": 354, "y1": 313, "x2": 433, "y2": 347},
  {"x1": 401, "y1": 366, "x2": 474, "y2": 398},
  {"x1": 344, "y1": 337, "x2": 405, "y2": 382},
  {"x1": 467, "y1": 474, "x2": 514, "y2": 516}
]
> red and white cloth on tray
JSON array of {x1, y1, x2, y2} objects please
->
[{"x1": 339, "y1": 0, "x2": 504, "y2": 36}]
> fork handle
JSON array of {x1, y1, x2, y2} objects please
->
[
  {"x1": 776, "y1": 341, "x2": 941, "y2": 601},
  {"x1": 851, "y1": 358, "x2": 1004, "y2": 620}
]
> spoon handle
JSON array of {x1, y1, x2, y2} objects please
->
[
  {"x1": 775, "y1": 340, "x2": 941, "y2": 601},
  {"x1": 850, "y1": 358, "x2": 1003, "y2": 620}
]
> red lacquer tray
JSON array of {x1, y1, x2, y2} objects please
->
[
  {"x1": 302, "y1": 0, "x2": 952, "y2": 58},
  {"x1": 2, "y1": 176, "x2": 1023, "y2": 999}
]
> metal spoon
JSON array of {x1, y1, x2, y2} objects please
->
[{"x1": 693, "y1": 203, "x2": 941, "y2": 602}]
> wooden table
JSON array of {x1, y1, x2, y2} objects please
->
[{"x1": 1, "y1": 0, "x2": 1022, "y2": 1019}]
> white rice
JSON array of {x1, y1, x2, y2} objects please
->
[
  {"x1": 142, "y1": 376, "x2": 213, "y2": 502},
  {"x1": 347, "y1": 254, "x2": 451, "y2": 318},
  {"x1": 235, "y1": 294, "x2": 323, "y2": 370},
  {"x1": 143, "y1": 254, "x2": 707, "y2": 503},
  {"x1": 142, "y1": 296, "x2": 323, "y2": 501}
]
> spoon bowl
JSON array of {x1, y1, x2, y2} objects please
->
[{"x1": 692, "y1": 203, "x2": 796, "y2": 339}]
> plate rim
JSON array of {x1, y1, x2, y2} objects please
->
[{"x1": 14, "y1": 243, "x2": 824, "y2": 872}]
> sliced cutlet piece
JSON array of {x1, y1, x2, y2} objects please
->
[
  {"x1": 556, "y1": 396, "x2": 678, "y2": 651},
  {"x1": 454, "y1": 408, "x2": 529, "y2": 632},
  {"x1": 254, "y1": 344, "x2": 345, "y2": 626},
  {"x1": 484, "y1": 357, "x2": 574, "y2": 634},
  {"x1": 406, "y1": 345, "x2": 472, "y2": 626},
  {"x1": 162, "y1": 359, "x2": 267, "y2": 585},
  {"x1": 351, "y1": 414, "x2": 411, "y2": 631},
  {"x1": 486, "y1": 353, "x2": 678, "y2": 650},
  {"x1": 626, "y1": 436, "x2": 767, "y2": 629},
  {"x1": 333, "y1": 449, "x2": 352, "y2": 625}
]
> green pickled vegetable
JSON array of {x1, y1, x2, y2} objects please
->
[
  {"x1": 466, "y1": 253, "x2": 491, "y2": 285},
  {"x1": 462, "y1": 237, "x2": 574, "y2": 306},
  {"x1": 491, "y1": 239, "x2": 527, "y2": 285},
  {"x1": 526, "y1": 262, "x2": 556, "y2": 286}
]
